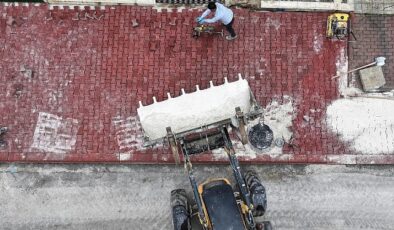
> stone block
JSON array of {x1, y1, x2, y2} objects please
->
[{"x1": 359, "y1": 66, "x2": 386, "y2": 91}]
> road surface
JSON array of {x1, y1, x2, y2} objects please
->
[{"x1": 1, "y1": 164, "x2": 393, "y2": 230}]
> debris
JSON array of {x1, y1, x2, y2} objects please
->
[
  {"x1": 92, "y1": 11, "x2": 104, "y2": 20},
  {"x1": 349, "y1": 94, "x2": 394, "y2": 101},
  {"x1": 5, "y1": 164, "x2": 17, "y2": 174},
  {"x1": 71, "y1": 12, "x2": 104, "y2": 21},
  {"x1": 45, "y1": 12, "x2": 53, "y2": 21},
  {"x1": 262, "y1": 97, "x2": 295, "y2": 144},
  {"x1": 72, "y1": 12, "x2": 79, "y2": 21},
  {"x1": 131, "y1": 19, "x2": 139, "y2": 28},
  {"x1": 341, "y1": 87, "x2": 363, "y2": 97},
  {"x1": 14, "y1": 138, "x2": 22, "y2": 150},
  {"x1": 13, "y1": 84, "x2": 23, "y2": 98},
  {"x1": 303, "y1": 115, "x2": 310, "y2": 122},
  {"x1": 20, "y1": 65, "x2": 34, "y2": 79},
  {"x1": 274, "y1": 137, "x2": 285, "y2": 147},
  {"x1": 383, "y1": 90, "x2": 394, "y2": 97},
  {"x1": 25, "y1": 69, "x2": 33, "y2": 78},
  {"x1": 6, "y1": 16, "x2": 16, "y2": 26},
  {"x1": 266, "y1": 17, "x2": 281, "y2": 30}
]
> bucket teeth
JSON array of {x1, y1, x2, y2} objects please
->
[{"x1": 138, "y1": 77, "x2": 245, "y2": 108}]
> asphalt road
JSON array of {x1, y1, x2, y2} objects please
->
[{"x1": 1, "y1": 164, "x2": 393, "y2": 230}]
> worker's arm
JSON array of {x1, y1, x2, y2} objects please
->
[
  {"x1": 200, "y1": 9, "x2": 211, "y2": 19},
  {"x1": 203, "y1": 13, "x2": 221, "y2": 23}
]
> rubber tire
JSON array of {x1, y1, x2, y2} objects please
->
[
  {"x1": 244, "y1": 170, "x2": 267, "y2": 217},
  {"x1": 170, "y1": 189, "x2": 191, "y2": 230},
  {"x1": 263, "y1": 221, "x2": 273, "y2": 230}
]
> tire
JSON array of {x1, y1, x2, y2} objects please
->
[
  {"x1": 170, "y1": 189, "x2": 191, "y2": 230},
  {"x1": 244, "y1": 170, "x2": 267, "y2": 217},
  {"x1": 263, "y1": 221, "x2": 273, "y2": 230}
]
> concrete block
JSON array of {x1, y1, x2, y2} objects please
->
[{"x1": 359, "y1": 66, "x2": 386, "y2": 91}]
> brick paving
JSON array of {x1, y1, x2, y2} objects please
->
[
  {"x1": 0, "y1": 4, "x2": 393, "y2": 164},
  {"x1": 349, "y1": 14, "x2": 394, "y2": 88}
]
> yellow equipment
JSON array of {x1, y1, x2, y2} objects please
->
[
  {"x1": 192, "y1": 24, "x2": 224, "y2": 38},
  {"x1": 138, "y1": 76, "x2": 274, "y2": 229},
  {"x1": 326, "y1": 13, "x2": 351, "y2": 39}
]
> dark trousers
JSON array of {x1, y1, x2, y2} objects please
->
[{"x1": 224, "y1": 18, "x2": 236, "y2": 37}]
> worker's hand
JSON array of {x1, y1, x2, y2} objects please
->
[
  {"x1": 198, "y1": 19, "x2": 206, "y2": 24},
  {"x1": 195, "y1": 17, "x2": 204, "y2": 23}
]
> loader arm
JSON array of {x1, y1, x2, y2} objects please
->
[
  {"x1": 181, "y1": 142, "x2": 209, "y2": 229},
  {"x1": 221, "y1": 128, "x2": 256, "y2": 229}
]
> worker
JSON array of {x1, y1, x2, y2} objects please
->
[{"x1": 196, "y1": 2, "x2": 237, "y2": 41}]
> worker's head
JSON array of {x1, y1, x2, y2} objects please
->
[{"x1": 208, "y1": 2, "x2": 217, "y2": 10}]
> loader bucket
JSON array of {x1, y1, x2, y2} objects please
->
[{"x1": 137, "y1": 76, "x2": 253, "y2": 142}]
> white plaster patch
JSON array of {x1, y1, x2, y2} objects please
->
[
  {"x1": 265, "y1": 17, "x2": 281, "y2": 30},
  {"x1": 152, "y1": 5, "x2": 204, "y2": 13},
  {"x1": 112, "y1": 116, "x2": 145, "y2": 153},
  {"x1": 262, "y1": 96, "x2": 295, "y2": 144},
  {"x1": 119, "y1": 152, "x2": 132, "y2": 161},
  {"x1": 313, "y1": 33, "x2": 323, "y2": 53},
  {"x1": 212, "y1": 140, "x2": 257, "y2": 160},
  {"x1": 213, "y1": 96, "x2": 296, "y2": 159},
  {"x1": 335, "y1": 47, "x2": 360, "y2": 97},
  {"x1": 326, "y1": 98, "x2": 394, "y2": 154},
  {"x1": 327, "y1": 155, "x2": 357, "y2": 164},
  {"x1": 31, "y1": 112, "x2": 79, "y2": 157},
  {"x1": 341, "y1": 87, "x2": 363, "y2": 97}
]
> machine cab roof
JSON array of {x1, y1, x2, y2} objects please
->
[{"x1": 201, "y1": 180, "x2": 246, "y2": 230}]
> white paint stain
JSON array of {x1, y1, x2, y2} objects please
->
[
  {"x1": 31, "y1": 112, "x2": 79, "y2": 158},
  {"x1": 313, "y1": 33, "x2": 323, "y2": 53},
  {"x1": 119, "y1": 152, "x2": 132, "y2": 161},
  {"x1": 112, "y1": 116, "x2": 146, "y2": 153},
  {"x1": 335, "y1": 47, "x2": 349, "y2": 96},
  {"x1": 326, "y1": 98, "x2": 394, "y2": 154},
  {"x1": 265, "y1": 17, "x2": 281, "y2": 31},
  {"x1": 327, "y1": 155, "x2": 357, "y2": 164},
  {"x1": 335, "y1": 48, "x2": 362, "y2": 97},
  {"x1": 262, "y1": 96, "x2": 295, "y2": 143}
]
